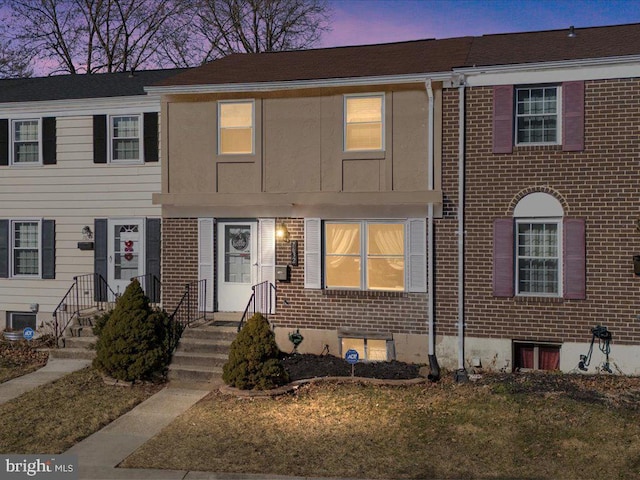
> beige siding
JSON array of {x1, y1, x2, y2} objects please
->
[{"x1": 0, "y1": 115, "x2": 161, "y2": 319}]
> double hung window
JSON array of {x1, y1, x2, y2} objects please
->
[
  {"x1": 111, "y1": 115, "x2": 142, "y2": 163},
  {"x1": 325, "y1": 221, "x2": 404, "y2": 291},
  {"x1": 515, "y1": 86, "x2": 560, "y2": 145},
  {"x1": 218, "y1": 101, "x2": 254, "y2": 155},
  {"x1": 344, "y1": 94, "x2": 384, "y2": 151},
  {"x1": 12, "y1": 119, "x2": 40, "y2": 165},
  {"x1": 516, "y1": 220, "x2": 561, "y2": 295},
  {"x1": 12, "y1": 220, "x2": 40, "y2": 277}
]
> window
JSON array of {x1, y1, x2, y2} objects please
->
[
  {"x1": 12, "y1": 119, "x2": 40, "y2": 165},
  {"x1": 7, "y1": 312, "x2": 37, "y2": 331},
  {"x1": 325, "y1": 221, "x2": 404, "y2": 291},
  {"x1": 516, "y1": 220, "x2": 561, "y2": 295},
  {"x1": 514, "y1": 342, "x2": 560, "y2": 371},
  {"x1": 11, "y1": 220, "x2": 40, "y2": 277},
  {"x1": 341, "y1": 337, "x2": 390, "y2": 361},
  {"x1": 218, "y1": 101, "x2": 254, "y2": 154},
  {"x1": 110, "y1": 115, "x2": 142, "y2": 162},
  {"x1": 515, "y1": 86, "x2": 560, "y2": 145},
  {"x1": 344, "y1": 94, "x2": 384, "y2": 151}
]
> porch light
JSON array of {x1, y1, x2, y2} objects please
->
[{"x1": 276, "y1": 222, "x2": 290, "y2": 242}]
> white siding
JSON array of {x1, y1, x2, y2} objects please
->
[{"x1": 0, "y1": 114, "x2": 161, "y2": 318}]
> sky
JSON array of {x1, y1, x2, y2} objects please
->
[{"x1": 321, "y1": 0, "x2": 640, "y2": 47}]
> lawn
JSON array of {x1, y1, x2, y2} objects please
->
[
  {"x1": 0, "y1": 338, "x2": 49, "y2": 384},
  {"x1": 0, "y1": 367, "x2": 162, "y2": 454},
  {"x1": 121, "y1": 374, "x2": 640, "y2": 479}
]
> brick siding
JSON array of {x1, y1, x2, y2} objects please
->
[{"x1": 162, "y1": 218, "x2": 199, "y2": 312}]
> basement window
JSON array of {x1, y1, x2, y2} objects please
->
[
  {"x1": 513, "y1": 341, "x2": 560, "y2": 371},
  {"x1": 340, "y1": 331, "x2": 394, "y2": 361},
  {"x1": 7, "y1": 312, "x2": 37, "y2": 331}
]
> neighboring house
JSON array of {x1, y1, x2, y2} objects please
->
[
  {"x1": 0, "y1": 69, "x2": 183, "y2": 335},
  {"x1": 147, "y1": 39, "x2": 473, "y2": 364},
  {"x1": 452, "y1": 24, "x2": 640, "y2": 374},
  {"x1": 149, "y1": 23, "x2": 640, "y2": 374}
]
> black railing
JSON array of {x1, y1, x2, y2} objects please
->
[
  {"x1": 238, "y1": 281, "x2": 276, "y2": 332},
  {"x1": 130, "y1": 273, "x2": 161, "y2": 304},
  {"x1": 52, "y1": 273, "x2": 117, "y2": 347},
  {"x1": 169, "y1": 279, "x2": 207, "y2": 329}
]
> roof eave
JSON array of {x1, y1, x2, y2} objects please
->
[{"x1": 145, "y1": 71, "x2": 455, "y2": 95}]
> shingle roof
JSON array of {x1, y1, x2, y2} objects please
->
[
  {"x1": 465, "y1": 23, "x2": 640, "y2": 67},
  {"x1": 0, "y1": 68, "x2": 186, "y2": 103},
  {"x1": 153, "y1": 37, "x2": 474, "y2": 86},
  {"x1": 154, "y1": 23, "x2": 640, "y2": 88}
]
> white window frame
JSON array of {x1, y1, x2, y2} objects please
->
[
  {"x1": 515, "y1": 217, "x2": 562, "y2": 297},
  {"x1": 340, "y1": 336, "x2": 392, "y2": 362},
  {"x1": 10, "y1": 118, "x2": 42, "y2": 166},
  {"x1": 515, "y1": 85, "x2": 562, "y2": 146},
  {"x1": 217, "y1": 100, "x2": 255, "y2": 155},
  {"x1": 324, "y1": 219, "x2": 405, "y2": 292},
  {"x1": 343, "y1": 93, "x2": 385, "y2": 152},
  {"x1": 109, "y1": 114, "x2": 143, "y2": 164},
  {"x1": 513, "y1": 341, "x2": 561, "y2": 371},
  {"x1": 10, "y1": 219, "x2": 42, "y2": 278}
]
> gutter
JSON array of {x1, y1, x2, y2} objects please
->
[
  {"x1": 456, "y1": 76, "x2": 468, "y2": 383},
  {"x1": 425, "y1": 79, "x2": 440, "y2": 382}
]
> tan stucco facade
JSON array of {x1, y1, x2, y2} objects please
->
[{"x1": 155, "y1": 83, "x2": 443, "y2": 218}]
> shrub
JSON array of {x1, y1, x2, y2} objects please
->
[
  {"x1": 93, "y1": 279, "x2": 174, "y2": 382},
  {"x1": 222, "y1": 313, "x2": 289, "y2": 390},
  {"x1": 92, "y1": 310, "x2": 111, "y2": 337}
]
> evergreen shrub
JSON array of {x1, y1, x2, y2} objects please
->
[
  {"x1": 222, "y1": 312, "x2": 289, "y2": 390},
  {"x1": 93, "y1": 279, "x2": 175, "y2": 382}
]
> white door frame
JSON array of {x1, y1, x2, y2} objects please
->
[
  {"x1": 217, "y1": 221, "x2": 258, "y2": 312},
  {"x1": 107, "y1": 218, "x2": 145, "y2": 296}
]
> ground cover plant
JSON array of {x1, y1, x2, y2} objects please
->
[
  {"x1": 0, "y1": 367, "x2": 162, "y2": 454},
  {"x1": 121, "y1": 372, "x2": 640, "y2": 479},
  {"x1": 0, "y1": 338, "x2": 49, "y2": 384}
]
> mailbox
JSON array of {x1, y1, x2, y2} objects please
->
[{"x1": 275, "y1": 264, "x2": 290, "y2": 282}]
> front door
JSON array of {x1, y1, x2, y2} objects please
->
[
  {"x1": 217, "y1": 221, "x2": 257, "y2": 311},
  {"x1": 108, "y1": 219, "x2": 145, "y2": 296}
]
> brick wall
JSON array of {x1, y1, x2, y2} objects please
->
[
  {"x1": 271, "y1": 218, "x2": 429, "y2": 335},
  {"x1": 462, "y1": 79, "x2": 640, "y2": 345},
  {"x1": 162, "y1": 218, "x2": 199, "y2": 312}
]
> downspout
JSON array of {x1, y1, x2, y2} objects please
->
[
  {"x1": 456, "y1": 76, "x2": 469, "y2": 382},
  {"x1": 425, "y1": 79, "x2": 440, "y2": 381}
]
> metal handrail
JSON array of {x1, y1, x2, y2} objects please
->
[
  {"x1": 129, "y1": 273, "x2": 161, "y2": 304},
  {"x1": 52, "y1": 273, "x2": 117, "y2": 347},
  {"x1": 169, "y1": 279, "x2": 207, "y2": 329},
  {"x1": 238, "y1": 281, "x2": 276, "y2": 331}
]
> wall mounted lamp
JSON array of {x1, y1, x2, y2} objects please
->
[{"x1": 276, "y1": 222, "x2": 290, "y2": 242}]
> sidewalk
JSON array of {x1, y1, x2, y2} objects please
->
[{"x1": 0, "y1": 357, "x2": 91, "y2": 404}]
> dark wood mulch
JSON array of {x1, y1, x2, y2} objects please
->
[{"x1": 281, "y1": 353, "x2": 422, "y2": 381}]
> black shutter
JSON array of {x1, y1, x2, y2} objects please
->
[
  {"x1": 0, "y1": 120, "x2": 8, "y2": 166},
  {"x1": 0, "y1": 220, "x2": 8, "y2": 278},
  {"x1": 42, "y1": 117, "x2": 57, "y2": 165},
  {"x1": 42, "y1": 220, "x2": 55, "y2": 279},
  {"x1": 146, "y1": 218, "x2": 161, "y2": 302},
  {"x1": 94, "y1": 219, "x2": 108, "y2": 301},
  {"x1": 93, "y1": 115, "x2": 107, "y2": 164},
  {"x1": 143, "y1": 112, "x2": 159, "y2": 163}
]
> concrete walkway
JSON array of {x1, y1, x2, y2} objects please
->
[{"x1": 0, "y1": 357, "x2": 91, "y2": 404}]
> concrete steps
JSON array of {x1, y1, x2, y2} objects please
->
[
  {"x1": 168, "y1": 319, "x2": 239, "y2": 386},
  {"x1": 50, "y1": 313, "x2": 98, "y2": 361}
]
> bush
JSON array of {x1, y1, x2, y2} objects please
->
[
  {"x1": 222, "y1": 313, "x2": 289, "y2": 390},
  {"x1": 92, "y1": 311, "x2": 111, "y2": 337},
  {"x1": 93, "y1": 279, "x2": 174, "y2": 382}
]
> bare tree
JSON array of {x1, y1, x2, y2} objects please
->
[
  {"x1": 4, "y1": 0, "x2": 189, "y2": 74},
  {"x1": 0, "y1": 38, "x2": 33, "y2": 78},
  {"x1": 159, "y1": 0, "x2": 332, "y2": 67}
]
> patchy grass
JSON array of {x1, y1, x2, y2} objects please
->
[
  {"x1": 0, "y1": 338, "x2": 49, "y2": 384},
  {"x1": 0, "y1": 367, "x2": 162, "y2": 454},
  {"x1": 122, "y1": 374, "x2": 640, "y2": 479}
]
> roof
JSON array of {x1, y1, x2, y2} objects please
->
[
  {"x1": 153, "y1": 37, "x2": 474, "y2": 87},
  {"x1": 465, "y1": 23, "x2": 640, "y2": 67},
  {"x1": 0, "y1": 68, "x2": 186, "y2": 103},
  {"x1": 154, "y1": 23, "x2": 640, "y2": 88}
]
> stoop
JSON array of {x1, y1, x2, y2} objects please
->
[{"x1": 49, "y1": 313, "x2": 97, "y2": 361}]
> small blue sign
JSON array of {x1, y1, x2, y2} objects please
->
[
  {"x1": 23, "y1": 327, "x2": 35, "y2": 341},
  {"x1": 345, "y1": 349, "x2": 359, "y2": 364}
]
